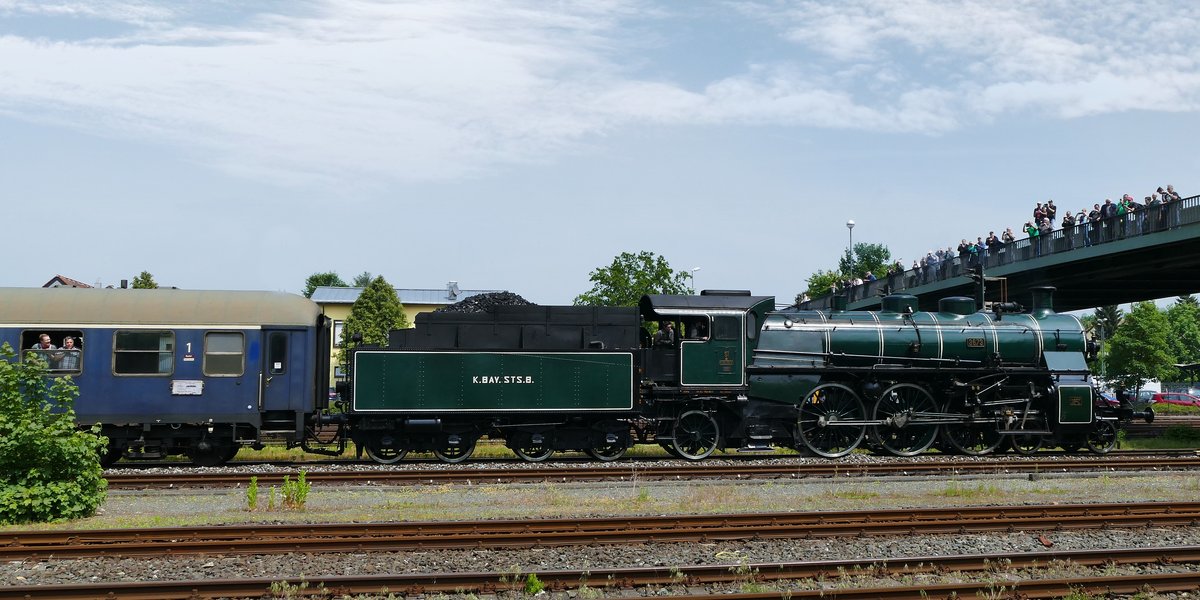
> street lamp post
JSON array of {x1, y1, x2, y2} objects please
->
[
  {"x1": 690, "y1": 267, "x2": 701, "y2": 294},
  {"x1": 846, "y1": 220, "x2": 855, "y2": 277}
]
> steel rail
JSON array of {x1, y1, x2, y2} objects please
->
[
  {"x1": 104, "y1": 455, "x2": 1200, "y2": 488},
  {"x1": 5, "y1": 545, "x2": 1200, "y2": 599},
  {"x1": 4, "y1": 502, "x2": 1200, "y2": 560}
]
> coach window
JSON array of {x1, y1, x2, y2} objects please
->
[
  {"x1": 21, "y1": 330, "x2": 83, "y2": 374},
  {"x1": 268, "y1": 332, "x2": 287, "y2": 375},
  {"x1": 114, "y1": 331, "x2": 174, "y2": 376},
  {"x1": 713, "y1": 316, "x2": 741, "y2": 341},
  {"x1": 204, "y1": 332, "x2": 245, "y2": 376}
]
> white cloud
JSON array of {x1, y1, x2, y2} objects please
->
[{"x1": 1, "y1": 0, "x2": 1198, "y2": 186}]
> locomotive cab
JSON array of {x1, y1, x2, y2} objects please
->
[{"x1": 638, "y1": 291, "x2": 775, "y2": 388}]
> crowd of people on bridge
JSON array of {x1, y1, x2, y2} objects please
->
[{"x1": 833, "y1": 184, "x2": 1187, "y2": 302}]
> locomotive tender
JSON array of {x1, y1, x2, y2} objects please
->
[{"x1": 1, "y1": 284, "x2": 1137, "y2": 465}]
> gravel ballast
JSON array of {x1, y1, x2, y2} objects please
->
[{"x1": 4, "y1": 465, "x2": 1200, "y2": 591}]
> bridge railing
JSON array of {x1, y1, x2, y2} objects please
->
[{"x1": 803, "y1": 194, "x2": 1200, "y2": 309}]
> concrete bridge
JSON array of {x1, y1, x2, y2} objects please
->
[{"x1": 798, "y1": 195, "x2": 1200, "y2": 313}]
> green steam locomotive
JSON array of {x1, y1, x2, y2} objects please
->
[{"x1": 342, "y1": 286, "x2": 1141, "y2": 463}]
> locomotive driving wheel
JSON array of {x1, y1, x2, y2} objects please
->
[
  {"x1": 797, "y1": 383, "x2": 867, "y2": 458},
  {"x1": 671, "y1": 410, "x2": 720, "y2": 460},
  {"x1": 1008, "y1": 433, "x2": 1043, "y2": 455},
  {"x1": 870, "y1": 383, "x2": 940, "y2": 456},
  {"x1": 1086, "y1": 420, "x2": 1118, "y2": 454},
  {"x1": 365, "y1": 445, "x2": 408, "y2": 464},
  {"x1": 940, "y1": 397, "x2": 1003, "y2": 455}
]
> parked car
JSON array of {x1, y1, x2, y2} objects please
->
[
  {"x1": 1098, "y1": 391, "x2": 1120, "y2": 407},
  {"x1": 1145, "y1": 392, "x2": 1200, "y2": 407}
]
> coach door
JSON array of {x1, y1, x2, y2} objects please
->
[{"x1": 259, "y1": 329, "x2": 305, "y2": 430}]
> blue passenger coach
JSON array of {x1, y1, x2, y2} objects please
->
[{"x1": 0, "y1": 287, "x2": 332, "y2": 466}]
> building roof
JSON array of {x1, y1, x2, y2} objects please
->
[
  {"x1": 43, "y1": 275, "x2": 92, "y2": 288},
  {"x1": 311, "y1": 283, "x2": 501, "y2": 306}
]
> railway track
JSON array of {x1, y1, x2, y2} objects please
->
[
  {"x1": 6, "y1": 502, "x2": 1200, "y2": 560},
  {"x1": 104, "y1": 454, "x2": 1200, "y2": 489},
  {"x1": 6, "y1": 543, "x2": 1200, "y2": 599}
]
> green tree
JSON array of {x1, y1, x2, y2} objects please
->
[
  {"x1": 302, "y1": 272, "x2": 348, "y2": 298},
  {"x1": 1106, "y1": 302, "x2": 1173, "y2": 392},
  {"x1": 1167, "y1": 296, "x2": 1200, "y2": 378},
  {"x1": 130, "y1": 271, "x2": 158, "y2": 289},
  {"x1": 352, "y1": 272, "x2": 374, "y2": 287},
  {"x1": 837, "y1": 242, "x2": 892, "y2": 280},
  {"x1": 1091, "y1": 305, "x2": 1123, "y2": 341},
  {"x1": 340, "y1": 276, "x2": 409, "y2": 350},
  {"x1": 574, "y1": 251, "x2": 691, "y2": 307},
  {"x1": 0, "y1": 343, "x2": 107, "y2": 524},
  {"x1": 801, "y1": 269, "x2": 843, "y2": 302}
]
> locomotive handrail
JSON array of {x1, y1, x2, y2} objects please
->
[{"x1": 802, "y1": 193, "x2": 1200, "y2": 310}]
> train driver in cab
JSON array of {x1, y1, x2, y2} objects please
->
[
  {"x1": 685, "y1": 318, "x2": 709, "y2": 341},
  {"x1": 654, "y1": 321, "x2": 676, "y2": 346}
]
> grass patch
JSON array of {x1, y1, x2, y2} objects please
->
[
  {"x1": 937, "y1": 481, "x2": 1000, "y2": 498},
  {"x1": 828, "y1": 487, "x2": 880, "y2": 500}
]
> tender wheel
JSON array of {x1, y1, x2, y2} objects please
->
[
  {"x1": 671, "y1": 410, "x2": 720, "y2": 460},
  {"x1": 941, "y1": 399, "x2": 1003, "y2": 456},
  {"x1": 586, "y1": 422, "x2": 629, "y2": 461},
  {"x1": 433, "y1": 436, "x2": 476, "y2": 463},
  {"x1": 1086, "y1": 420, "x2": 1118, "y2": 454},
  {"x1": 870, "y1": 383, "x2": 940, "y2": 456},
  {"x1": 797, "y1": 383, "x2": 867, "y2": 458},
  {"x1": 365, "y1": 445, "x2": 408, "y2": 464},
  {"x1": 586, "y1": 443, "x2": 627, "y2": 461},
  {"x1": 514, "y1": 443, "x2": 553, "y2": 462},
  {"x1": 1008, "y1": 433, "x2": 1043, "y2": 455}
]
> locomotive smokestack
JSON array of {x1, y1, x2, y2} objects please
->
[
  {"x1": 1029, "y1": 286, "x2": 1056, "y2": 315},
  {"x1": 831, "y1": 295, "x2": 847, "y2": 312}
]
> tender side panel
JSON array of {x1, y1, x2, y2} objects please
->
[{"x1": 353, "y1": 351, "x2": 634, "y2": 412}]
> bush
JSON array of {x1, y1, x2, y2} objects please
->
[{"x1": 0, "y1": 343, "x2": 107, "y2": 524}]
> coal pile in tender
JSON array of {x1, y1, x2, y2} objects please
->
[{"x1": 435, "y1": 292, "x2": 536, "y2": 313}]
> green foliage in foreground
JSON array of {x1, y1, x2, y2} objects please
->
[{"x1": 0, "y1": 343, "x2": 107, "y2": 524}]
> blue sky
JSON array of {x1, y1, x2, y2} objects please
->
[{"x1": 2, "y1": 1, "x2": 1198, "y2": 305}]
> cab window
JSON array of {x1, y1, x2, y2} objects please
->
[
  {"x1": 204, "y1": 332, "x2": 245, "y2": 376},
  {"x1": 713, "y1": 316, "x2": 741, "y2": 340},
  {"x1": 114, "y1": 331, "x2": 174, "y2": 375}
]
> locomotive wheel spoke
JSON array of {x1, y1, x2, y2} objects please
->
[
  {"x1": 671, "y1": 410, "x2": 720, "y2": 460},
  {"x1": 941, "y1": 399, "x2": 1003, "y2": 456},
  {"x1": 1086, "y1": 420, "x2": 1118, "y2": 454},
  {"x1": 365, "y1": 445, "x2": 408, "y2": 464},
  {"x1": 1008, "y1": 433, "x2": 1043, "y2": 455},
  {"x1": 797, "y1": 383, "x2": 866, "y2": 458},
  {"x1": 870, "y1": 383, "x2": 939, "y2": 457}
]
